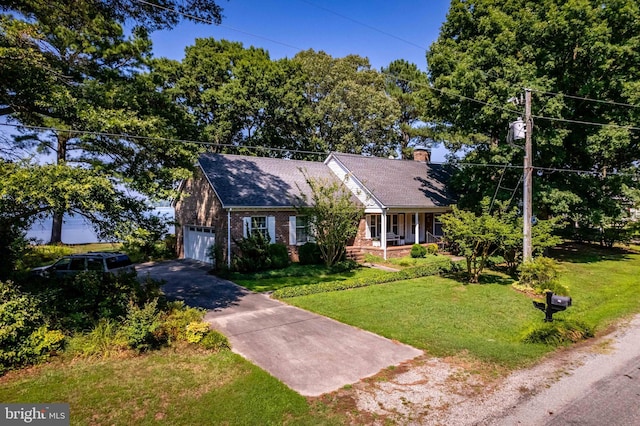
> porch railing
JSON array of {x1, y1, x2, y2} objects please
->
[{"x1": 424, "y1": 231, "x2": 441, "y2": 245}]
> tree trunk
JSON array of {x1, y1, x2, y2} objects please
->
[
  {"x1": 49, "y1": 133, "x2": 68, "y2": 244},
  {"x1": 49, "y1": 212, "x2": 63, "y2": 244}
]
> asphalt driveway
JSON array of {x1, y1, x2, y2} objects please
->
[{"x1": 137, "y1": 260, "x2": 422, "y2": 396}]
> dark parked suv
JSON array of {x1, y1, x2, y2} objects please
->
[{"x1": 31, "y1": 252, "x2": 135, "y2": 278}]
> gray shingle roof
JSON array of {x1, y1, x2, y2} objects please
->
[
  {"x1": 198, "y1": 152, "x2": 456, "y2": 209},
  {"x1": 329, "y1": 153, "x2": 456, "y2": 208},
  {"x1": 198, "y1": 153, "x2": 339, "y2": 208}
]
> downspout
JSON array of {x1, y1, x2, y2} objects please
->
[
  {"x1": 227, "y1": 208, "x2": 232, "y2": 269},
  {"x1": 415, "y1": 212, "x2": 419, "y2": 244}
]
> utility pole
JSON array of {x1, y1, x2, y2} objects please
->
[{"x1": 523, "y1": 88, "x2": 533, "y2": 262}]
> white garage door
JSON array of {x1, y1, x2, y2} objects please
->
[{"x1": 184, "y1": 226, "x2": 216, "y2": 264}]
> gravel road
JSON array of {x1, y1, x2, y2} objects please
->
[{"x1": 327, "y1": 314, "x2": 640, "y2": 425}]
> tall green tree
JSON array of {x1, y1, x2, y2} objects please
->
[
  {"x1": 0, "y1": 0, "x2": 222, "y2": 242},
  {"x1": 153, "y1": 39, "x2": 309, "y2": 158},
  {"x1": 382, "y1": 59, "x2": 433, "y2": 159},
  {"x1": 293, "y1": 50, "x2": 400, "y2": 157},
  {"x1": 427, "y1": 0, "x2": 640, "y2": 241}
]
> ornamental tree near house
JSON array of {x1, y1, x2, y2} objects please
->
[
  {"x1": 295, "y1": 171, "x2": 364, "y2": 267},
  {"x1": 440, "y1": 198, "x2": 560, "y2": 282}
]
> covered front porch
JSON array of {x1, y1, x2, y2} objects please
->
[{"x1": 348, "y1": 210, "x2": 447, "y2": 260}]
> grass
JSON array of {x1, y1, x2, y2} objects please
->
[
  {"x1": 0, "y1": 347, "x2": 344, "y2": 426},
  {"x1": 225, "y1": 263, "x2": 383, "y2": 293},
  {"x1": 287, "y1": 272, "x2": 550, "y2": 368},
  {"x1": 550, "y1": 243, "x2": 640, "y2": 329},
  {"x1": 19, "y1": 243, "x2": 123, "y2": 269},
  {"x1": 284, "y1": 243, "x2": 640, "y2": 369},
  {"x1": 364, "y1": 253, "x2": 444, "y2": 269}
]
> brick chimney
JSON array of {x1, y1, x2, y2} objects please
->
[{"x1": 413, "y1": 147, "x2": 431, "y2": 163}]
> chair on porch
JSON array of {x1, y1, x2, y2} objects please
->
[{"x1": 386, "y1": 232, "x2": 400, "y2": 245}]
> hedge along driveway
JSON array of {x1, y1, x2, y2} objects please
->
[{"x1": 272, "y1": 257, "x2": 454, "y2": 298}]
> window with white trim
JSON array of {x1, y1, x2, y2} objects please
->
[
  {"x1": 243, "y1": 216, "x2": 275, "y2": 243},
  {"x1": 296, "y1": 216, "x2": 310, "y2": 244},
  {"x1": 368, "y1": 214, "x2": 381, "y2": 239},
  {"x1": 251, "y1": 216, "x2": 268, "y2": 239}
]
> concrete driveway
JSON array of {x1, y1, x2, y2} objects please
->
[{"x1": 137, "y1": 260, "x2": 422, "y2": 396}]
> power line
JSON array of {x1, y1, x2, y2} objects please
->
[
  {"x1": 131, "y1": 0, "x2": 302, "y2": 51},
  {"x1": 297, "y1": 0, "x2": 427, "y2": 51},
  {"x1": 0, "y1": 122, "x2": 328, "y2": 157},
  {"x1": 530, "y1": 88, "x2": 640, "y2": 109},
  {"x1": 531, "y1": 114, "x2": 640, "y2": 131},
  {"x1": 4, "y1": 122, "x2": 638, "y2": 177},
  {"x1": 386, "y1": 71, "x2": 640, "y2": 132}
]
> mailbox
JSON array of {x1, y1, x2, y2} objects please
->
[
  {"x1": 533, "y1": 291, "x2": 572, "y2": 322},
  {"x1": 550, "y1": 294, "x2": 571, "y2": 309}
]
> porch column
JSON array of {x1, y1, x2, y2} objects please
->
[
  {"x1": 381, "y1": 210, "x2": 388, "y2": 260},
  {"x1": 414, "y1": 212, "x2": 420, "y2": 244},
  {"x1": 227, "y1": 209, "x2": 232, "y2": 268}
]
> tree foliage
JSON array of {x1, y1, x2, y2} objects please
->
[
  {"x1": 293, "y1": 50, "x2": 400, "y2": 157},
  {"x1": 156, "y1": 43, "x2": 403, "y2": 159},
  {"x1": 295, "y1": 171, "x2": 364, "y2": 267},
  {"x1": 427, "y1": 0, "x2": 640, "y2": 242},
  {"x1": 440, "y1": 198, "x2": 560, "y2": 282},
  {"x1": 382, "y1": 59, "x2": 433, "y2": 159},
  {"x1": 0, "y1": 0, "x2": 222, "y2": 242}
]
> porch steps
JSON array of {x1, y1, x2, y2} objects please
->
[{"x1": 345, "y1": 247, "x2": 365, "y2": 263}]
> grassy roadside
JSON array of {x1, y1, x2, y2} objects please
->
[
  {"x1": 285, "y1": 243, "x2": 640, "y2": 369},
  {"x1": 0, "y1": 347, "x2": 344, "y2": 426}
]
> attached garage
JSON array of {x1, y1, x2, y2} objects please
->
[{"x1": 183, "y1": 225, "x2": 216, "y2": 264}]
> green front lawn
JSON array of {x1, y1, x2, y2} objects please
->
[
  {"x1": 0, "y1": 348, "x2": 343, "y2": 426},
  {"x1": 285, "y1": 244, "x2": 640, "y2": 369},
  {"x1": 225, "y1": 263, "x2": 383, "y2": 292}
]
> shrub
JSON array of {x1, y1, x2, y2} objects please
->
[
  {"x1": 518, "y1": 257, "x2": 568, "y2": 295},
  {"x1": 26, "y1": 327, "x2": 65, "y2": 363},
  {"x1": 329, "y1": 259, "x2": 358, "y2": 273},
  {"x1": 272, "y1": 260, "x2": 453, "y2": 298},
  {"x1": 269, "y1": 243, "x2": 290, "y2": 269},
  {"x1": 207, "y1": 244, "x2": 224, "y2": 270},
  {"x1": 64, "y1": 318, "x2": 127, "y2": 359},
  {"x1": 426, "y1": 243, "x2": 439, "y2": 255},
  {"x1": 410, "y1": 244, "x2": 427, "y2": 258},
  {"x1": 199, "y1": 330, "x2": 230, "y2": 351},
  {"x1": 233, "y1": 231, "x2": 272, "y2": 272},
  {"x1": 122, "y1": 299, "x2": 163, "y2": 352},
  {"x1": 159, "y1": 301, "x2": 206, "y2": 343},
  {"x1": 29, "y1": 270, "x2": 162, "y2": 332},
  {"x1": 0, "y1": 281, "x2": 64, "y2": 374},
  {"x1": 118, "y1": 216, "x2": 171, "y2": 262},
  {"x1": 185, "y1": 321, "x2": 211, "y2": 344},
  {"x1": 522, "y1": 319, "x2": 594, "y2": 345},
  {"x1": 298, "y1": 242, "x2": 323, "y2": 265}
]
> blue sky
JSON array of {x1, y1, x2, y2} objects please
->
[
  {"x1": 150, "y1": 0, "x2": 453, "y2": 161},
  {"x1": 150, "y1": 0, "x2": 452, "y2": 71}
]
